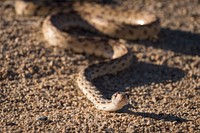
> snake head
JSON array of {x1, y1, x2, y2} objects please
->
[{"x1": 111, "y1": 92, "x2": 129, "y2": 108}]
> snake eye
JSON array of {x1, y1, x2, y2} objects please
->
[
  {"x1": 114, "y1": 93, "x2": 118, "y2": 97},
  {"x1": 112, "y1": 93, "x2": 118, "y2": 99}
]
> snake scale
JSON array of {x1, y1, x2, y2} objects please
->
[{"x1": 15, "y1": 0, "x2": 160, "y2": 111}]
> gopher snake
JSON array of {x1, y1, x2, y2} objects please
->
[{"x1": 15, "y1": 0, "x2": 160, "y2": 111}]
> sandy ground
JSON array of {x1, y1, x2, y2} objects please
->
[{"x1": 0, "y1": 0, "x2": 200, "y2": 132}]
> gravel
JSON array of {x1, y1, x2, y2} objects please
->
[{"x1": 0, "y1": 0, "x2": 200, "y2": 132}]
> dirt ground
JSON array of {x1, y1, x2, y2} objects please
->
[{"x1": 0, "y1": 0, "x2": 200, "y2": 132}]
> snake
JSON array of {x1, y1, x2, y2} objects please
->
[{"x1": 15, "y1": 0, "x2": 160, "y2": 111}]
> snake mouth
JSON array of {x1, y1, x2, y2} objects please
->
[{"x1": 111, "y1": 92, "x2": 130, "y2": 106}]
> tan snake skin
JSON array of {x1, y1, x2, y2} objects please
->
[{"x1": 15, "y1": 0, "x2": 160, "y2": 111}]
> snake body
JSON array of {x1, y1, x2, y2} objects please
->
[{"x1": 15, "y1": 0, "x2": 160, "y2": 111}]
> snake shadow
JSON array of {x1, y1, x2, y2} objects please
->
[
  {"x1": 93, "y1": 59, "x2": 187, "y2": 122},
  {"x1": 136, "y1": 28, "x2": 200, "y2": 56},
  {"x1": 93, "y1": 60, "x2": 186, "y2": 95},
  {"x1": 123, "y1": 107, "x2": 189, "y2": 123}
]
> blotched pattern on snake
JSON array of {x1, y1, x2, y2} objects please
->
[{"x1": 15, "y1": 0, "x2": 160, "y2": 111}]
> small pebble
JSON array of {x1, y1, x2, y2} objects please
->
[{"x1": 36, "y1": 116, "x2": 48, "y2": 121}]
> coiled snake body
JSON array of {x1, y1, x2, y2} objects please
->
[{"x1": 15, "y1": 0, "x2": 160, "y2": 111}]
